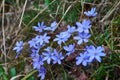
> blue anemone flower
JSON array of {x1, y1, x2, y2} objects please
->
[
  {"x1": 33, "y1": 22, "x2": 46, "y2": 33},
  {"x1": 84, "y1": 7, "x2": 97, "y2": 17},
  {"x1": 30, "y1": 49, "x2": 39, "y2": 58},
  {"x1": 13, "y1": 41, "x2": 24, "y2": 58},
  {"x1": 74, "y1": 32, "x2": 91, "y2": 45},
  {"x1": 86, "y1": 45, "x2": 106, "y2": 62},
  {"x1": 28, "y1": 38, "x2": 44, "y2": 49},
  {"x1": 44, "y1": 21, "x2": 57, "y2": 32},
  {"x1": 36, "y1": 33, "x2": 51, "y2": 45},
  {"x1": 32, "y1": 55, "x2": 44, "y2": 70},
  {"x1": 63, "y1": 44, "x2": 75, "y2": 56},
  {"x1": 67, "y1": 25, "x2": 76, "y2": 33},
  {"x1": 62, "y1": 25, "x2": 76, "y2": 38},
  {"x1": 53, "y1": 32, "x2": 69, "y2": 44},
  {"x1": 42, "y1": 47, "x2": 55, "y2": 64},
  {"x1": 38, "y1": 67, "x2": 46, "y2": 80},
  {"x1": 76, "y1": 52, "x2": 91, "y2": 66},
  {"x1": 76, "y1": 19, "x2": 91, "y2": 33},
  {"x1": 52, "y1": 49, "x2": 64, "y2": 64}
]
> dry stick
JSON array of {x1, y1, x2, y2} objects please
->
[
  {"x1": 18, "y1": 0, "x2": 28, "y2": 29},
  {"x1": 10, "y1": 75, "x2": 24, "y2": 80},
  {"x1": 56, "y1": 0, "x2": 79, "y2": 28},
  {"x1": 62, "y1": 2, "x2": 66, "y2": 14},
  {"x1": 27, "y1": 0, "x2": 56, "y2": 26},
  {"x1": 2, "y1": 0, "x2": 6, "y2": 63},
  {"x1": 54, "y1": 0, "x2": 64, "y2": 18},
  {"x1": 56, "y1": 5, "x2": 72, "y2": 27},
  {"x1": 1, "y1": 0, "x2": 8, "y2": 75},
  {"x1": 80, "y1": 0, "x2": 84, "y2": 21},
  {"x1": 100, "y1": 1, "x2": 120, "y2": 22},
  {"x1": 0, "y1": 0, "x2": 3, "y2": 12},
  {"x1": 65, "y1": 1, "x2": 98, "y2": 5}
]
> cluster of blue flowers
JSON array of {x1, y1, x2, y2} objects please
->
[{"x1": 13, "y1": 7, "x2": 106, "y2": 79}]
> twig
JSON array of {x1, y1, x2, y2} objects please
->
[
  {"x1": 56, "y1": 4, "x2": 72, "y2": 27},
  {"x1": 1, "y1": 0, "x2": 8, "y2": 75},
  {"x1": 21, "y1": 70, "x2": 37, "y2": 80},
  {"x1": 12, "y1": 0, "x2": 27, "y2": 39},
  {"x1": 80, "y1": 0, "x2": 84, "y2": 20},
  {"x1": 100, "y1": 1, "x2": 120, "y2": 22},
  {"x1": 18, "y1": 0, "x2": 28, "y2": 28},
  {"x1": 2, "y1": 0, "x2": 6, "y2": 65},
  {"x1": 10, "y1": 75, "x2": 24, "y2": 80},
  {"x1": 56, "y1": 0, "x2": 79, "y2": 28},
  {"x1": 0, "y1": 0, "x2": 3, "y2": 12}
]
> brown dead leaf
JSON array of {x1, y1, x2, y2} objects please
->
[
  {"x1": 75, "y1": 72, "x2": 88, "y2": 80},
  {"x1": 68, "y1": 66, "x2": 81, "y2": 77},
  {"x1": 57, "y1": 21, "x2": 67, "y2": 33},
  {"x1": 65, "y1": 53, "x2": 76, "y2": 61},
  {"x1": 103, "y1": 46, "x2": 112, "y2": 55}
]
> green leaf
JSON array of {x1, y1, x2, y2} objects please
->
[
  {"x1": 85, "y1": 0, "x2": 92, "y2": 2},
  {"x1": 0, "y1": 65, "x2": 8, "y2": 80},
  {"x1": 45, "y1": 0, "x2": 51, "y2": 5},
  {"x1": 10, "y1": 68, "x2": 16, "y2": 77},
  {"x1": 21, "y1": 70, "x2": 37, "y2": 80},
  {"x1": 2, "y1": 74, "x2": 8, "y2": 80},
  {"x1": 29, "y1": 76, "x2": 35, "y2": 80},
  {"x1": 0, "y1": 65, "x2": 4, "y2": 76}
]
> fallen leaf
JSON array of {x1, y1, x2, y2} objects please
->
[{"x1": 75, "y1": 72, "x2": 88, "y2": 80}]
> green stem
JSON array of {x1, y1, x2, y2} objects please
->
[
  {"x1": 2, "y1": 73, "x2": 8, "y2": 80},
  {"x1": 21, "y1": 70, "x2": 37, "y2": 80},
  {"x1": 48, "y1": 65, "x2": 55, "y2": 80}
]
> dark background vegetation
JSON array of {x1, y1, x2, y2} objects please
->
[{"x1": 0, "y1": 0, "x2": 120, "y2": 80}]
